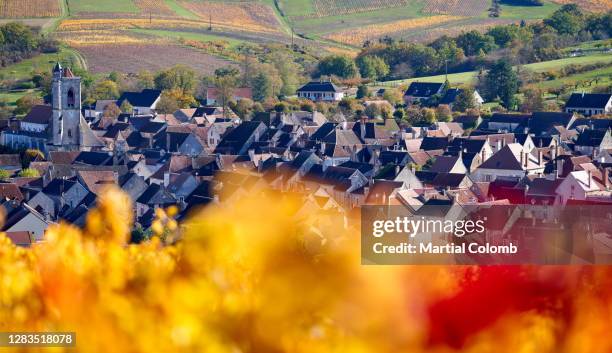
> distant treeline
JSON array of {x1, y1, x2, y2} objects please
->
[
  {"x1": 317, "y1": 5, "x2": 611, "y2": 82},
  {"x1": 0, "y1": 22, "x2": 59, "y2": 68},
  {"x1": 500, "y1": 0, "x2": 543, "y2": 6}
]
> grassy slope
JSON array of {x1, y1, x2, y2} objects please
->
[
  {"x1": 164, "y1": 0, "x2": 199, "y2": 20},
  {"x1": 378, "y1": 53, "x2": 612, "y2": 87},
  {"x1": 130, "y1": 28, "x2": 245, "y2": 47},
  {"x1": 67, "y1": 0, "x2": 139, "y2": 13},
  {"x1": 497, "y1": 1, "x2": 560, "y2": 19}
]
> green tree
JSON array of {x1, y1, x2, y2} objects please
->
[
  {"x1": 155, "y1": 65, "x2": 197, "y2": 92},
  {"x1": 156, "y1": 92, "x2": 180, "y2": 114},
  {"x1": 120, "y1": 100, "x2": 133, "y2": 114},
  {"x1": 454, "y1": 88, "x2": 477, "y2": 112},
  {"x1": 93, "y1": 80, "x2": 120, "y2": 100},
  {"x1": 435, "y1": 104, "x2": 452, "y2": 122},
  {"x1": 364, "y1": 103, "x2": 381, "y2": 119},
  {"x1": 421, "y1": 108, "x2": 437, "y2": 124},
  {"x1": 483, "y1": 60, "x2": 519, "y2": 109},
  {"x1": 0, "y1": 22, "x2": 37, "y2": 51},
  {"x1": 270, "y1": 52, "x2": 301, "y2": 96},
  {"x1": 232, "y1": 98, "x2": 254, "y2": 120},
  {"x1": 544, "y1": 4, "x2": 585, "y2": 35},
  {"x1": 356, "y1": 85, "x2": 369, "y2": 99},
  {"x1": 356, "y1": 56, "x2": 389, "y2": 80},
  {"x1": 137, "y1": 70, "x2": 155, "y2": 90},
  {"x1": 456, "y1": 31, "x2": 497, "y2": 56},
  {"x1": 18, "y1": 168, "x2": 40, "y2": 178},
  {"x1": 252, "y1": 72, "x2": 272, "y2": 102},
  {"x1": 103, "y1": 103, "x2": 121, "y2": 118},
  {"x1": 318, "y1": 55, "x2": 358, "y2": 79},
  {"x1": 274, "y1": 102, "x2": 289, "y2": 113},
  {"x1": 0, "y1": 169, "x2": 11, "y2": 180},
  {"x1": 213, "y1": 71, "x2": 239, "y2": 117},
  {"x1": 14, "y1": 94, "x2": 43, "y2": 115}
]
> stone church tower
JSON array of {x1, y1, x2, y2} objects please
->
[{"x1": 49, "y1": 63, "x2": 103, "y2": 151}]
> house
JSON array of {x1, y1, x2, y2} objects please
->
[
  {"x1": 5, "y1": 231, "x2": 34, "y2": 247},
  {"x1": 0, "y1": 154, "x2": 22, "y2": 173},
  {"x1": 214, "y1": 121, "x2": 267, "y2": 155},
  {"x1": 428, "y1": 155, "x2": 467, "y2": 174},
  {"x1": 565, "y1": 93, "x2": 612, "y2": 117},
  {"x1": 84, "y1": 99, "x2": 116, "y2": 119},
  {"x1": 472, "y1": 143, "x2": 545, "y2": 182},
  {"x1": 1, "y1": 200, "x2": 49, "y2": 241},
  {"x1": 297, "y1": 81, "x2": 344, "y2": 102},
  {"x1": 555, "y1": 170, "x2": 610, "y2": 205},
  {"x1": 485, "y1": 113, "x2": 530, "y2": 132},
  {"x1": 204, "y1": 87, "x2": 252, "y2": 106},
  {"x1": 20, "y1": 105, "x2": 52, "y2": 133},
  {"x1": 574, "y1": 129, "x2": 612, "y2": 156},
  {"x1": 404, "y1": 82, "x2": 446, "y2": 105},
  {"x1": 117, "y1": 89, "x2": 162, "y2": 115},
  {"x1": 439, "y1": 88, "x2": 484, "y2": 109}
]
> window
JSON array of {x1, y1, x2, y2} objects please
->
[
  {"x1": 67, "y1": 88, "x2": 75, "y2": 108},
  {"x1": 67, "y1": 129, "x2": 72, "y2": 138}
]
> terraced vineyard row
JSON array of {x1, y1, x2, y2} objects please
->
[
  {"x1": 0, "y1": 0, "x2": 61, "y2": 18},
  {"x1": 134, "y1": 0, "x2": 176, "y2": 17},
  {"x1": 301, "y1": 0, "x2": 410, "y2": 18},
  {"x1": 422, "y1": 0, "x2": 490, "y2": 17},
  {"x1": 178, "y1": 1, "x2": 281, "y2": 33},
  {"x1": 549, "y1": 0, "x2": 612, "y2": 12},
  {"x1": 324, "y1": 15, "x2": 463, "y2": 46}
]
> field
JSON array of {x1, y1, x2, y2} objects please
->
[
  {"x1": 66, "y1": 0, "x2": 140, "y2": 14},
  {"x1": 73, "y1": 43, "x2": 236, "y2": 74},
  {"x1": 0, "y1": 0, "x2": 61, "y2": 18},
  {"x1": 377, "y1": 53, "x2": 612, "y2": 87},
  {"x1": 310, "y1": 0, "x2": 410, "y2": 17},
  {"x1": 178, "y1": 1, "x2": 283, "y2": 34},
  {"x1": 422, "y1": 0, "x2": 489, "y2": 16},
  {"x1": 549, "y1": 0, "x2": 612, "y2": 12},
  {"x1": 324, "y1": 15, "x2": 463, "y2": 46}
]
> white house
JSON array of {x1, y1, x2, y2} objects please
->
[
  {"x1": 565, "y1": 93, "x2": 612, "y2": 117},
  {"x1": 116, "y1": 89, "x2": 162, "y2": 115},
  {"x1": 297, "y1": 81, "x2": 344, "y2": 102},
  {"x1": 472, "y1": 143, "x2": 545, "y2": 182}
]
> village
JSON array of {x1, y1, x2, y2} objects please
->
[{"x1": 0, "y1": 62, "x2": 610, "y2": 247}]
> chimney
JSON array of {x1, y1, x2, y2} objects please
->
[
  {"x1": 395, "y1": 165, "x2": 400, "y2": 177},
  {"x1": 360, "y1": 121, "x2": 366, "y2": 140},
  {"x1": 537, "y1": 150, "x2": 542, "y2": 166},
  {"x1": 520, "y1": 151, "x2": 524, "y2": 167},
  {"x1": 604, "y1": 168, "x2": 610, "y2": 190},
  {"x1": 497, "y1": 139, "x2": 501, "y2": 152},
  {"x1": 587, "y1": 170, "x2": 592, "y2": 188},
  {"x1": 557, "y1": 158, "x2": 564, "y2": 178},
  {"x1": 524, "y1": 152, "x2": 528, "y2": 168},
  {"x1": 163, "y1": 171, "x2": 170, "y2": 187}
]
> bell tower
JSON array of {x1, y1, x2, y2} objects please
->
[{"x1": 50, "y1": 62, "x2": 82, "y2": 148}]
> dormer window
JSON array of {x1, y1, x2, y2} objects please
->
[{"x1": 67, "y1": 88, "x2": 75, "y2": 108}]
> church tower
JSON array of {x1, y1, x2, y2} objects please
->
[{"x1": 51, "y1": 62, "x2": 82, "y2": 148}]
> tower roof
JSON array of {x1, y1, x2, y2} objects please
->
[
  {"x1": 62, "y1": 67, "x2": 74, "y2": 78},
  {"x1": 53, "y1": 62, "x2": 62, "y2": 73}
]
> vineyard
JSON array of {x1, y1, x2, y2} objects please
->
[
  {"x1": 324, "y1": 15, "x2": 463, "y2": 46},
  {"x1": 549, "y1": 0, "x2": 612, "y2": 12},
  {"x1": 422, "y1": 0, "x2": 490, "y2": 17},
  {"x1": 178, "y1": 1, "x2": 281, "y2": 33},
  {"x1": 309, "y1": 0, "x2": 409, "y2": 17},
  {"x1": 73, "y1": 43, "x2": 235, "y2": 74},
  {"x1": 134, "y1": 0, "x2": 176, "y2": 17},
  {"x1": 399, "y1": 18, "x2": 522, "y2": 43},
  {"x1": 0, "y1": 0, "x2": 61, "y2": 18}
]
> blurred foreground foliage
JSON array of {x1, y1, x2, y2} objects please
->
[{"x1": 1, "y1": 186, "x2": 612, "y2": 353}]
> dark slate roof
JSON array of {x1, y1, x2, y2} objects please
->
[
  {"x1": 404, "y1": 82, "x2": 444, "y2": 97},
  {"x1": 193, "y1": 106, "x2": 220, "y2": 117},
  {"x1": 117, "y1": 89, "x2": 161, "y2": 107},
  {"x1": 439, "y1": 88, "x2": 462, "y2": 105},
  {"x1": 566, "y1": 93, "x2": 611, "y2": 109},
  {"x1": 102, "y1": 122, "x2": 130, "y2": 138},
  {"x1": 420, "y1": 137, "x2": 449, "y2": 151},
  {"x1": 529, "y1": 112, "x2": 575, "y2": 134},
  {"x1": 22, "y1": 105, "x2": 52, "y2": 125},
  {"x1": 310, "y1": 122, "x2": 337, "y2": 141},
  {"x1": 571, "y1": 118, "x2": 612, "y2": 130},
  {"x1": 447, "y1": 138, "x2": 486, "y2": 154},
  {"x1": 42, "y1": 179, "x2": 78, "y2": 196},
  {"x1": 73, "y1": 151, "x2": 113, "y2": 166},
  {"x1": 338, "y1": 161, "x2": 373, "y2": 175},
  {"x1": 575, "y1": 129, "x2": 609, "y2": 147},
  {"x1": 379, "y1": 150, "x2": 409, "y2": 166},
  {"x1": 139, "y1": 121, "x2": 166, "y2": 134},
  {"x1": 136, "y1": 183, "x2": 175, "y2": 205},
  {"x1": 489, "y1": 113, "x2": 530, "y2": 124},
  {"x1": 214, "y1": 121, "x2": 263, "y2": 155},
  {"x1": 297, "y1": 81, "x2": 340, "y2": 93}
]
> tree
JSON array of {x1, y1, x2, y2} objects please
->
[
  {"x1": 483, "y1": 60, "x2": 519, "y2": 109},
  {"x1": 454, "y1": 88, "x2": 477, "y2": 112},
  {"x1": 213, "y1": 71, "x2": 239, "y2": 117},
  {"x1": 103, "y1": 103, "x2": 121, "y2": 118},
  {"x1": 382, "y1": 88, "x2": 404, "y2": 106},
  {"x1": 356, "y1": 85, "x2": 369, "y2": 99},
  {"x1": 379, "y1": 102, "x2": 393, "y2": 119},
  {"x1": 519, "y1": 87, "x2": 545, "y2": 113},
  {"x1": 318, "y1": 55, "x2": 358, "y2": 79},
  {"x1": 356, "y1": 56, "x2": 389, "y2": 80},
  {"x1": 274, "y1": 102, "x2": 289, "y2": 113},
  {"x1": 93, "y1": 80, "x2": 120, "y2": 100},
  {"x1": 435, "y1": 105, "x2": 452, "y2": 122},
  {"x1": 364, "y1": 104, "x2": 381, "y2": 119},
  {"x1": 14, "y1": 94, "x2": 43, "y2": 115},
  {"x1": 18, "y1": 168, "x2": 40, "y2": 178},
  {"x1": 456, "y1": 31, "x2": 497, "y2": 56},
  {"x1": 251, "y1": 72, "x2": 272, "y2": 102},
  {"x1": 544, "y1": 4, "x2": 585, "y2": 35},
  {"x1": 154, "y1": 65, "x2": 197, "y2": 92},
  {"x1": 120, "y1": 100, "x2": 133, "y2": 114},
  {"x1": 421, "y1": 108, "x2": 437, "y2": 124},
  {"x1": 233, "y1": 98, "x2": 254, "y2": 119},
  {"x1": 137, "y1": 70, "x2": 155, "y2": 90},
  {"x1": 156, "y1": 92, "x2": 180, "y2": 114},
  {"x1": 0, "y1": 169, "x2": 11, "y2": 180},
  {"x1": 269, "y1": 51, "x2": 301, "y2": 96},
  {"x1": 21, "y1": 149, "x2": 44, "y2": 168}
]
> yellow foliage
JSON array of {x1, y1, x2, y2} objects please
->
[
  {"x1": 1, "y1": 186, "x2": 612, "y2": 352},
  {"x1": 324, "y1": 15, "x2": 463, "y2": 46}
]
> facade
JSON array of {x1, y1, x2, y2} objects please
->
[
  {"x1": 297, "y1": 81, "x2": 344, "y2": 101},
  {"x1": 565, "y1": 93, "x2": 612, "y2": 117}
]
